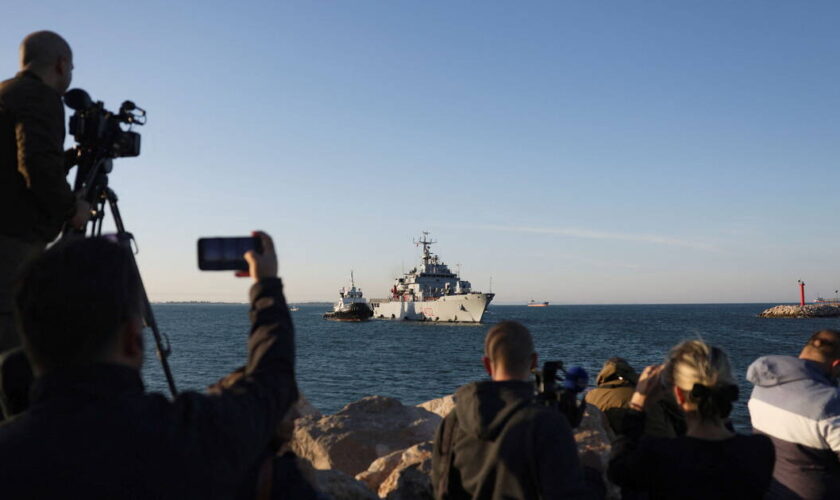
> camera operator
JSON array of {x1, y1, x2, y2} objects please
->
[
  {"x1": 0, "y1": 231, "x2": 299, "y2": 498},
  {"x1": 0, "y1": 31, "x2": 90, "y2": 352},
  {"x1": 431, "y1": 321, "x2": 604, "y2": 499}
]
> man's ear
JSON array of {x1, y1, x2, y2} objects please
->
[
  {"x1": 55, "y1": 56, "x2": 67, "y2": 76},
  {"x1": 673, "y1": 385, "x2": 686, "y2": 405},
  {"x1": 830, "y1": 359, "x2": 840, "y2": 377},
  {"x1": 122, "y1": 317, "x2": 144, "y2": 361},
  {"x1": 482, "y1": 356, "x2": 493, "y2": 377},
  {"x1": 530, "y1": 352, "x2": 538, "y2": 371}
]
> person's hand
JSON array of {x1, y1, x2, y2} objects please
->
[
  {"x1": 241, "y1": 231, "x2": 277, "y2": 281},
  {"x1": 629, "y1": 364, "x2": 665, "y2": 411},
  {"x1": 69, "y1": 199, "x2": 91, "y2": 229}
]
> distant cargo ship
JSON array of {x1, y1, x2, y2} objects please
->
[
  {"x1": 814, "y1": 297, "x2": 840, "y2": 305},
  {"x1": 528, "y1": 300, "x2": 549, "y2": 307},
  {"x1": 371, "y1": 233, "x2": 494, "y2": 323}
]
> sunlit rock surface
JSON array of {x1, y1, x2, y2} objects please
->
[
  {"x1": 292, "y1": 395, "x2": 441, "y2": 477},
  {"x1": 356, "y1": 441, "x2": 433, "y2": 498}
]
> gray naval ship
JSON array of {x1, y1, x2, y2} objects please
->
[{"x1": 371, "y1": 233, "x2": 494, "y2": 323}]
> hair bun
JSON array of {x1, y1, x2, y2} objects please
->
[{"x1": 690, "y1": 383, "x2": 711, "y2": 399}]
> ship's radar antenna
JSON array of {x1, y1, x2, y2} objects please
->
[{"x1": 413, "y1": 231, "x2": 437, "y2": 264}]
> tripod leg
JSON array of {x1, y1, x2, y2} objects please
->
[{"x1": 105, "y1": 190, "x2": 178, "y2": 397}]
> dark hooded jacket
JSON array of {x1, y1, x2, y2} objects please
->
[{"x1": 431, "y1": 380, "x2": 601, "y2": 500}]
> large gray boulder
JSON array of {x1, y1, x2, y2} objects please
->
[
  {"x1": 383, "y1": 464, "x2": 433, "y2": 500},
  {"x1": 356, "y1": 441, "x2": 433, "y2": 498},
  {"x1": 293, "y1": 395, "x2": 441, "y2": 477},
  {"x1": 292, "y1": 456, "x2": 377, "y2": 500},
  {"x1": 416, "y1": 395, "x2": 456, "y2": 418},
  {"x1": 312, "y1": 469, "x2": 379, "y2": 500}
]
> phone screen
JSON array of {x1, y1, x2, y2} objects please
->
[{"x1": 197, "y1": 236, "x2": 262, "y2": 271}]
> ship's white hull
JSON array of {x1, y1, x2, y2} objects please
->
[{"x1": 371, "y1": 293, "x2": 494, "y2": 323}]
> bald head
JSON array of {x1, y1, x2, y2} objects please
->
[
  {"x1": 483, "y1": 321, "x2": 535, "y2": 380},
  {"x1": 800, "y1": 329, "x2": 840, "y2": 372},
  {"x1": 19, "y1": 31, "x2": 73, "y2": 93}
]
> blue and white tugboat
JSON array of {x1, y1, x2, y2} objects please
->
[
  {"x1": 324, "y1": 272, "x2": 373, "y2": 322},
  {"x1": 371, "y1": 232, "x2": 494, "y2": 323}
]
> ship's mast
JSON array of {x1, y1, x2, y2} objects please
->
[
  {"x1": 413, "y1": 231, "x2": 437, "y2": 265},
  {"x1": 351, "y1": 270, "x2": 355, "y2": 288}
]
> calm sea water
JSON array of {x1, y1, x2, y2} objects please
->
[{"x1": 143, "y1": 303, "x2": 839, "y2": 431}]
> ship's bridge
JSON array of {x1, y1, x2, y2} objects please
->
[{"x1": 385, "y1": 233, "x2": 485, "y2": 303}]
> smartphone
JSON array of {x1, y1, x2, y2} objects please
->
[{"x1": 197, "y1": 236, "x2": 262, "y2": 271}]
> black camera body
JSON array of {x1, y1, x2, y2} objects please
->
[
  {"x1": 65, "y1": 88, "x2": 144, "y2": 158},
  {"x1": 534, "y1": 360, "x2": 588, "y2": 428}
]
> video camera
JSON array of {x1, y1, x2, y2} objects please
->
[
  {"x1": 65, "y1": 88, "x2": 145, "y2": 158},
  {"x1": 534, "y1": 360, "x2": 589, "y2": 428}
]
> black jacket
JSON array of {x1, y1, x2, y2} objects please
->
[
  {"x1": 432, "y1": 380, "x2": 601, "y2": 500},
  {"x1": 0, "y1": 277, "x2": 297, "y2": 499},
  {"x1": 608, "y1": 410, "x2": 774, "y2": 499},
  {"x1": 0, "y1": 71, "x2": 75, "y2": 243}
]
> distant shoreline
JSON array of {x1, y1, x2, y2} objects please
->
[
  {"x1": 152, "y1": 301, "x2": 332, "y2": 306},
  {"x1": 152, "y1": 301, "x2": 792, "y2": 307}
]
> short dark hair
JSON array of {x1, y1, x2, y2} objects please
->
[
  {"x1": 16, "y1": 237, "x2": 142, "y2": 372},
  {"x1": 484, "y1": 321, "x2": 535, "y2": 375},
  {"x1": 804, "y1": 329, "x2": 840, "y2": 361},
  {"x1": 20, "y1": 31, "x2": 71, "y2": 68}
]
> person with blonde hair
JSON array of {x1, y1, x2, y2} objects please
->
[{"x1": 608, "y1": 340, "x2": 774, "y2": 499}]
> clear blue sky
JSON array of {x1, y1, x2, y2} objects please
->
[{"x1": 3, "y1": 1, "x2": 839, "y2": 304}]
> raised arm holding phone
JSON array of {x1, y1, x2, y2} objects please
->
[{"x1": 0, "y1": 230, "x2": 298, "y2": 499}]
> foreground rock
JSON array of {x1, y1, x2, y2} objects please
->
[
  {"x1": 293, "y1": 395, "x2": 441, "y2": 476},
  {"x1": 292, "y1": 456, "x2": 378, "y2": 500},
  {"x1": 416, "y1": 395, "x2": 456, "y2": 418},
  {"x1": 356, "y1": 441, "x2": 433, "y2": 498},
  {"x1": 760, "y1": 304, "x2": 840, "y2": 318},
  {"x1": 382, "y1": 464, "x2": 433, "y2": 500},
  {"x1": 296, "y1": 394, "x2": 615, "y2": 498},
  {"x1": 312, "y1": 469, "x2": 379, "y2": 500}
]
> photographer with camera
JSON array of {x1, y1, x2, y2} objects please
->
[
  {"x1": 431, "y1": 321, "x2": 603, "y2": 499},
  {"x1": 0, "y1": 31, "x2": 90, "y2": 352},
  {"x1": 0, "y1": 231, "x2": 299, "y2": 498}
]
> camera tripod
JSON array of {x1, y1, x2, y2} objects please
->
[{"x1": 62, "y1": 155, "x2": 178, "y2": 397}]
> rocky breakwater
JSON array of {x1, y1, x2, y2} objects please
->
[
  {"x1": 290, "y1": 393, "x2": 616, "y2": 499},
  {"x1": 760, "y1": 304, "x2": 840, "y2": 318}
]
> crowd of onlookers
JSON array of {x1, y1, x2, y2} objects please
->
[
  {"x1": 580, "y1": 330, "x2": 840, "y2": 499},
  {"x1": 434, "y1": 323, "x2": 840, "y2": 499}
]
